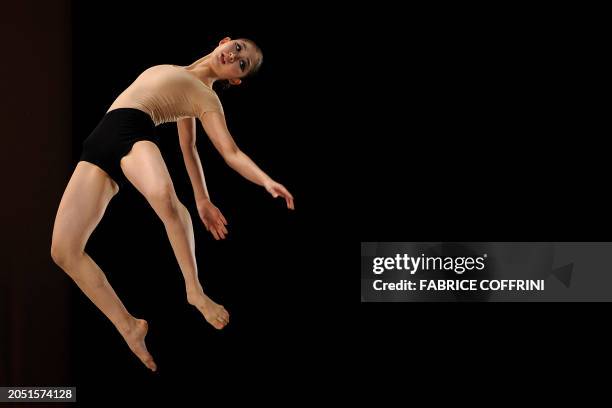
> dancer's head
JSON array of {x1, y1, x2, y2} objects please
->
[{"x1": 211, "y1": 37, "x2": 263, "y2": 86}]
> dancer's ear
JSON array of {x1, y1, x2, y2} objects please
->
[
  {"x1": 229, "y1": 78, "x2": 242, "y2": 86},
  {"x1": 219, "y1": 37, "x2": 231, "y2": 46}
]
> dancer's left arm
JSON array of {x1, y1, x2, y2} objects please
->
[
  {"x1": 200, "y1": 111, "x2": 295, "y2": 210},
  {"x1": 178, "y1": 117, "x2": 228, "y2": 240}
]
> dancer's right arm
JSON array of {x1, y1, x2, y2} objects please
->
[
  {"x1": 177, "y1": 117, "x2": 210, "y2": 202},
  {"x1": 178, "y1": 117, "x2": 229, "y2": 239}
]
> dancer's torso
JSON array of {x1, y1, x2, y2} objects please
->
[{"x1": 107, "y1": 64, "x2": 224, "y2": 126}]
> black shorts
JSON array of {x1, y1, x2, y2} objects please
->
[{"x1": 79, "y1": 108, "x2": 159, "y2": 189}]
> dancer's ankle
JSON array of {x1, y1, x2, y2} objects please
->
[
  {"x1": 116, "y1": 315, "x2": 137, "y2": 336},
  {"x1": 186, "y1": 284, "x2": 205, "y2": 298}
]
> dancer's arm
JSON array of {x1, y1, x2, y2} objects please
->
[
  {"x1": 178, "y1": 117, "x2": 210, "y2": 202},
  {"x1": 199, "y1": 111, "x2": 294, "y2": 209},
  {"x1": 178, "y1": 117, "x2": 228, "y2": 239}
]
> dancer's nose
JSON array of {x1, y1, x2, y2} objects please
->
[{"x1": 227, "y1": 52, "x2": 236, "y2": 63}]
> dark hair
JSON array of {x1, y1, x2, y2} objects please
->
[
  {"x1": 218, "y1": 38, "x2": 263, "y2": 90},
  {"x1": 239, "y1": 38, "x2": 263, "y2": 77}
]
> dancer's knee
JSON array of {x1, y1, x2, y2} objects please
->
[
  {"x1": 147, "y1": 183, "x2": 181, "y2": 221},
  {"x1": 50, "y1": 240, "x2": 83, "y2": 271}
]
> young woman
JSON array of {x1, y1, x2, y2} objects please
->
[{"x1": 51, "y1": 37, "x2": 294, "y2": 372}]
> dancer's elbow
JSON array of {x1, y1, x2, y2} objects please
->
[{"x1": 222, "y1": 146, "x2": 240, "y2": 166}]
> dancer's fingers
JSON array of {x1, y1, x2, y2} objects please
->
[
  {"x1": 217, "y1": 227, "x2": 225, "y2": 239},
  {"x1": 211, "y1": 229, "x2": 220, "y2": 240},
  {"x1": 220, "y1": 223, "x2": 228, "y2": 235}
]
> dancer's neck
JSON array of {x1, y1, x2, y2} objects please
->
[{"x1": 184, "y1": 53, "x2": 217, "y2": 88}]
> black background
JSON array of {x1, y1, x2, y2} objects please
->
[
  {"x1": 359, "y1": 6, "x2": 606, "y2": 242},
  {"x1": 358, "y1": 4, "x2": 608, "y2": 395}
]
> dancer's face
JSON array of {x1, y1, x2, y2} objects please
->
[{"x1": 212, "y1": 37, "x2": 262, "y2": 85}]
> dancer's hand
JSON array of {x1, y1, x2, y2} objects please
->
[
  {"x1": 264, "y1": 180, "x2": 295, "y2": 210},
  {"x1": 196, "y1": 198, "x2": 228, "y2": 240}
]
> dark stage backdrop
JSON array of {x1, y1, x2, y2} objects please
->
[
  {"x1": 359, "y1": 8, "x2": 607, "y2": 242},
  {"x1": 357, "y1": 4, "x2": 609, "y2": 396},
  {"x1": 1, "y1": 0, "x2": 72, "y2": 391}
]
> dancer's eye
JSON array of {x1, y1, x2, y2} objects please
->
[
  {"x1": 240, "y1": 60, "x2": 246, "y2": 71},
  {"x1": 236, "y1": 43, "x2": 241, "y2": 52}
]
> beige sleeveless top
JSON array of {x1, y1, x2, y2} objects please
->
[{"x1": 107, "y1": 64, "x2": 224, "y2": 126}]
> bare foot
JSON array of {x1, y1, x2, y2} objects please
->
[
  {"x1": 119, "y1": 318, "x2": 157, "y2": 372},
  {"x1": 187, "y1": 291, "x2": 230, "y2": 330}
]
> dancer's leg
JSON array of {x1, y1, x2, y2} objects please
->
[
  {"x1": 51, "y1": 161, "x2": 157, "y2": 371},
  {"x1": 120, "y1": 141, "x2": 229, "y2": 329}
]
